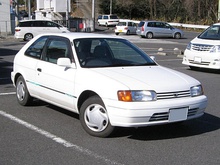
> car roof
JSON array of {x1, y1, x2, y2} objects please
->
[
  {"x1": 19, "y1": 20, "x2": 55, "y2": 22},
  {"x1": 213, "y1": 23, "x2": 220, "y2": 26},
  {"x1": 36, "y1": 32, "x2": 123, "y2": 40}
]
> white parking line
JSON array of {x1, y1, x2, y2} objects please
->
[
  {"x1": 0, "y1": 110, "x2": 124, "y2": 165},
  {"x1": 0, "y1": 92, "x2": 16, "y2": 96}
]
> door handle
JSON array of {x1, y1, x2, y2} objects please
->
[{"x1": 37, "y1": 68, "x2": 42, "y2": 72}]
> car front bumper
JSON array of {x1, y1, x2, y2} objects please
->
[{"x1": 105, "y1": 95, "x2": 207, "y2": 127}]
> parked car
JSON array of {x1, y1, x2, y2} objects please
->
[
  {"x1": 97, "y1": 14, "x2": 119, "y2": 26},
  {"x1": 11, "y1": 33, "x2": 207, "y2": 137},
  {"x1": 14, "y1": 20, "x2": 69, "y2": 41},
  {"x1": 136, "y1": 21, "x2": 184, "y2": 39},
  {"x1": 182, "y1": 23, "x2": 220, "y2": 70},
  {"x1": 115, "y1": 19, "x2": 138, "y2": 35}
]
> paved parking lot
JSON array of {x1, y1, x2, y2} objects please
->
[{"x1": 1, "y1": 31, "x2": 220, "y2": 165}]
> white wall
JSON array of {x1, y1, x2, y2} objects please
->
[
  {"x1": 37, "y1": 0, "x2": 71, "y2": 12},
  {"x1": 0, "y1": 0, "x2": 11, "y2": 33}
]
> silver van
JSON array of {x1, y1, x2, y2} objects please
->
[{"x1": 136, "y1": 21, "x2": 184, "y2": 39}]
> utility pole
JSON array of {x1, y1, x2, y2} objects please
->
[
  {"x1": 110, "y1": 0, "x2": 112, "y2": 14},
  {"x1": 218, "y1": 0, "x2": 220, "y2": 21},
  {"x1": 92, "y1": 0, "x2": 95, "y2": 32}
]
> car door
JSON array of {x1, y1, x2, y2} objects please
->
[
  {"x1": 36, "y1": 36, "x2": 77, "y2": 109},
  {"x1": 161, "y1": 22, "x2": 173, "y2": 37}
]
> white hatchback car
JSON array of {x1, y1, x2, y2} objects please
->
[
  {"x1": 183, "y1": 23, "x2": 220, "y2": 70},
  {"x1": 115, "y1": 20, "x2": 138, "y2": 35},
  {"x1": 11, "y1": 33, "x2": 207, "y2": 137}
]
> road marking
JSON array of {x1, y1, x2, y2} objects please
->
[
  {"x1": 0, "y1": 110, "x2": 124, "y2": 165},
  {"x1": 0, "y1": 92, "x2": 16, "y2": 96}
]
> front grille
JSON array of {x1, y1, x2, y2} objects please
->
[
  {"x1": 157, "y1": 90, "x2": 191, "y2": 100},
  {"x1": 191, "y1": 44, "x2": 213, "y2": 51},
  {"x1": 188, "y1": 59, "x2": 210, "y2": 65},
  {"x1": 187, "y1": 108, "x2": 199, "y2": 117},
  {"x1": 149, "y1": 112, "x2": 169, "y2": 121},
  {"x1": 149, "y1": 108, "x2": 199, "y2": 122}
]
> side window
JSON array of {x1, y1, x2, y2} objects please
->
[
  {"x1": 104, "y1": 16, "x2": 108, "y2": 19},
  {"x1": 128, "y1": 22, "x2": 132, "y2": 26},
  {"x1": 47, "y1": 21, "x2": 57, "y2": 27},
  {"x1": 19, "y1": 21, "x2": 30, "y2": 27},
  {"x1": 45, "y1": 38, "x2": 72, "y2": 64},
  {"x1": 25, "y1": 37, "x2": 48, "y2": 59}
]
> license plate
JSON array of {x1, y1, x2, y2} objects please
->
[
  {"x1": 169, "y1": 107, "x2": 188, "y2": 122},
  {"x1": 194, "y1": 57, "x2": 202, "y2": 63},
  {"x1": 119, "y1": 30, "x2": 122, "y2": 32}
]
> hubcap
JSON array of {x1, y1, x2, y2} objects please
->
[
  {"x1": 84, "y1": 104, "x2": 109, "y2": 132},
  {"x1": 17, "y1": 81, "x2": 25, "y2": 101}
]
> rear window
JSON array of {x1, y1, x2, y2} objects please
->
[{"x1": 118, "y1": 22, "x2": 126, "y2": 26}]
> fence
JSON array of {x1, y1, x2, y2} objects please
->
[{"x1": 0, "y1": 20, "x2": 15, "y2": 38}]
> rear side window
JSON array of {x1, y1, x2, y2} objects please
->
[
  {"x1": 147, "y1": 22, "x2": 155, "y2": 27},
  {"x1": 138, "y1": 22, "x2": 145, "y2": 27},
  {"x1": 18, "y1": 21, "x2": 31, "y2": 27},
  {"x1": 110, "y1": 15, "x2": 118, "y2": 19},
  {"x1": 25, "y1": 36, "x2": 48, "y2": 59}
]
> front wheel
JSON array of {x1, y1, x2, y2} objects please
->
[
  {"x1": 16, "y1": 76, "x2": 33, "y2": 106},
  {"x1": 174, "y1": 32, "x2": 181, "y2": 39},
  {"x1": 79, "y1": 95, "x2": 115, "y2": 137}
]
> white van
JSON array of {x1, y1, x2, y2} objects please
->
[
  {"x1": 14, "y1": 20, "x2": 69, "y2": 41},
  {"x1": 97, "y1": 14, "x2": 119, "y2": 27},
  {"x1": 183, "y1": 23, "x2": 220, "y2": 70}
]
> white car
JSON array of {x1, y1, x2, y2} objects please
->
[
  {"x1": 115, "y1": 20, "x2": 138, "y2": 35},
  {"x1": 14, "y1": 20, "x2": 69, "y2": 41},
  {"x1": 97, "y1": 14, "x2": 119, "y2": 26},
  {"x1": 183, "y1": 23, "x2": 220, "y2": 70},
  {"x1": 11, "y1": 33, "x2": 207, "y2": 137}
]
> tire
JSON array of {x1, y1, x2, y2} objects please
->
[
  {"x1": 115, "y1": 33, "x2": 119, "y2": 35},
  {"x1": 16, "y1": 76, "x2": 33, "y2": 106},
  {"x1": 24, "y1": 33, "x2": 33, "y2": 41},
  {"x1": 79, "y1": 95, "x2": 115, "y2": 137},
  {"x1": 174, "y1": 32, "x2": 181, "y2": 39},
  {"x1": 146, "y1": 32, "x2": 153, "y2": 39},
  {"x1": 189, "y1": 66, "x2": 199, "y2": 70}
]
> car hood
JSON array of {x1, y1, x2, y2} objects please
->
[
  {"x1": 192, "y1": 37, "x2": 220, "y2": 44},
  {"x1": 90, "y1": 65, "x2": 199, "y2": 92}
]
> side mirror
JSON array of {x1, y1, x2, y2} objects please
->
[
  {"x1": 57, "y1": 58, "x2": 75, "y2": 68},
  {"x1": 150, "y1": 56, "x2": 156, "y2": 61}
]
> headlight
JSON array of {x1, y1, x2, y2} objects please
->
[
  {"x1": 190, "y1": 85, "x2": 203, "y2": 97},
  {"x1": 186, "y1": 42, "x2": 192, "y2": 50},
  {"x1": 210, "y1": 45, "x2": 220, "y2": 53},
  {"x1": 118, "y1": 90, "x2": 157, "y2": 102}
]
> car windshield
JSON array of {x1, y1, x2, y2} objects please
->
[
  {"x1": 198, "y1": 25, "x2": 220, "y2": 40},
  {"x1": 74, "y1": 38, "x2": 157, "y2": 68}
]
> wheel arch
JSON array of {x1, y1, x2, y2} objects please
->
[{"x1": 77, "y1": 90, "x2": 101, "y2": 112}]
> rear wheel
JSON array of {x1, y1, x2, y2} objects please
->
[
  {"x1": 146, "y1": 32, "x2": 153, "y2": 39},
  {"x1": 115, "y1": 33, "x2": 119, "y2": 35},
  {"x1": 79, "y1": 95, "x2": 115, "y2": 137},
  {"x1": 16, "y1": 76, "x2": 33, "y2": 106},
  {"x1": 24, "y1": 33, "x2": 33, "y2": 41}
]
